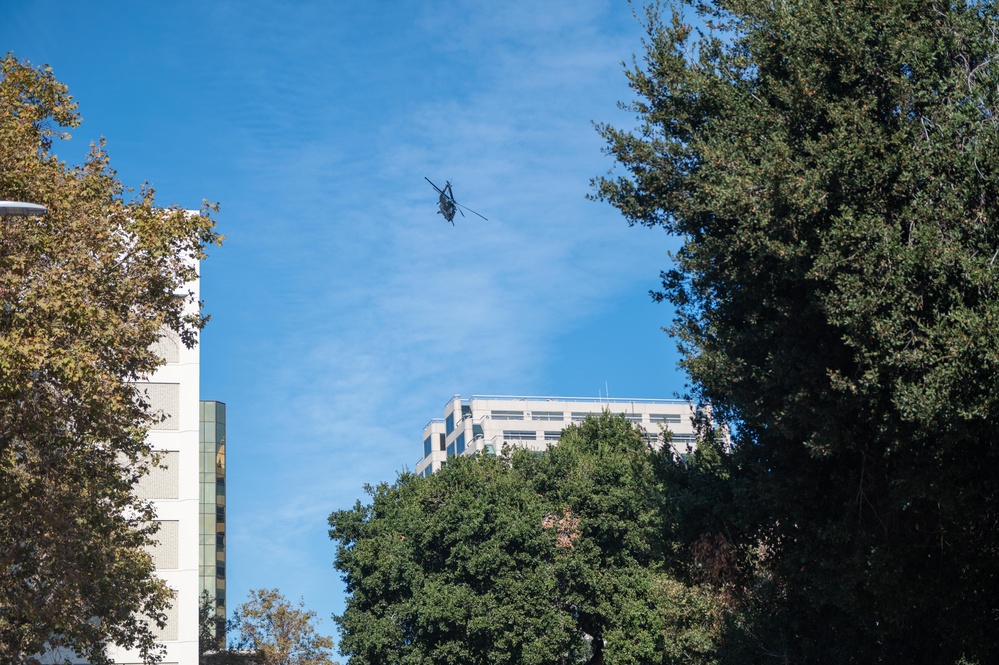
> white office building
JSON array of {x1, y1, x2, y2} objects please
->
[
  {"x1": 114, "y1": 276, "x2": 204, "y2": 665},
  {"x1": 416, "y1": 394, "x2": 700, "y2": 476},
  {"x1": 59, "y1": 262, "x2": 205, "y2": 665}
]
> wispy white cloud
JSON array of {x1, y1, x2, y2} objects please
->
[
  {"x1": 4, "y1": 0, "x2": 677, "y2": 638},
  {"x1": 194, "y1": 0, "x2": 666, "y2": 633}
]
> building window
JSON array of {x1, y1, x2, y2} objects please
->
[
  {"x1": 503, "y1": 430, "x2": 537, "y2": 441},
  {"x1": 216, "y1": 534, "x2": 225, "y2": 549},
  {"x1": 491, "y1": 410, "x2": 524, "y2": 421},
  {"x1": 216, "y1": 564, "x2": 226, "y2": 579},
  {"x1": 439, "y1": 433, "x2": 446, "y2": 451},
  {"x1": 456, "y1": 433, "x2": 466, "y2": 455},
  {"x1": 447, "y1": 442, "x2": 456, "y2": 457},
  {"x1": 624, "y1": 413, "x2": 644, "y2": 422},
  {"x1": 571, "y1": 412, "x2": 594, "y2": 422},
  {"x1": 424, "y1": 435, "x2": 432, "y2": 458},
  {"x1": 544, "y1": 431, "x2": 561, "y2": 441},
  {"x1": 650, "y1": 413, "x2": 682, "y2": 424},
  {"x1": 445, "y1": 413, "x2": 455, "y2": 435},
  {"x1": 532, "y1": 411, "x2": 564, "y2": 421},
  {"x1": 670, "y1": 434, "x2": 697, "y2": 451}
]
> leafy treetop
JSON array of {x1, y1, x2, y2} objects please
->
[{"x1": 0, "y1": 53, "x2": 222, "y2": 664}]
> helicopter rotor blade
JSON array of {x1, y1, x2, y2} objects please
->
[
  {"x1": 424, "y1": 177, "x2": 444, "y2": 195},
  {"x1": 455, "y1": 202, "x2": 488, "y2": 221}
]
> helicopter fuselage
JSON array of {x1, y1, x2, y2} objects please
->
[{"x1": 438, "y1": 184, "x2": 457, "y2": 223}]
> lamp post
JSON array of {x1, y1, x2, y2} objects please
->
[{"x1": 0, "y1": 201, "x2": 48, "y2": 216}]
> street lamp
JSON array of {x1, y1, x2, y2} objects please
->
[{"x1": 0, "y1": 201, "x2": 48, "y2": 216}]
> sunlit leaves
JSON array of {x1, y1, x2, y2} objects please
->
[
  {"x1": 0, "y1": 53, "x2": 222, "y2": 664},
  {"x1": 329, "y1": 414, "x2": 722, "y2": 665}
]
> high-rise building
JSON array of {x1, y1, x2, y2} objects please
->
[
  {"x1": 123, "y1": 280, "x2": 203, "y2": 664},
  {"x1": 199, "y1": 400, "x2": 226, "y2": 647},
  {"x1": 111, "y1": 261, "x2": 218, "y2": 665},
  {"x1": 416, "y1": 394, "x2": 700, "y2": 476}
]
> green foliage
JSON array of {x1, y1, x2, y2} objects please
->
[
  {"x1": 0, "y1": 53, "x2": 222, "y2": 664},
  {"x1": 329, "y1": 413, "x2": 722, "y2": 665},
  {"x1": 200, "y1": 590, "x2": 226, "y2": 656},
  {"x1": 594, "y1": 1, "x2": 999, "y2": 661},
  {"x1": 331, "y1": 454, "x2": 580, "y2": 665}
]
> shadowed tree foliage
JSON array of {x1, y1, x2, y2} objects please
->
[
  {"x1": 594, "y1": 1, "x2": 999, "y2": 661},
  {"x1": 0, "y1": 53, "x2": 221, "y2": 663},
  {"x1": 329, "y1": 413, "x2": 721, "y2": 665},
  {"x1": 200, "y1": 590, "x2": 226, "y2": 657}
]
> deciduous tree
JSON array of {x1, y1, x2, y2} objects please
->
[
  {"x1": 0, "y1": 53, "x2": 221, "y2": 663},
  {"x1": 227, "y1": 589, "x2": 337, "y2": 665},
  {"x1": 594, "y1": 1, "x2": 999, "y2": 661}
]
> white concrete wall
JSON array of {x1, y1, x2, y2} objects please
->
[{"x1": 118, "y1": 267, "x2": 201, "y2": 665}]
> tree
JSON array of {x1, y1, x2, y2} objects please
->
[
  {"x1": 329, "y1": 413, "x2": 721, "y2": 665},
  {"x1": 200, "y1": 590, "x2": 226, "y2": 657},
  {"x1": 594, "y1": 1, "x2": 999, "y2": 661},
  {"x1": 330, "y1": 452, "x2": 583, "y2": 665},
  {"x1": 0, "y1": 53, "x2": 221, "y2": 663},
  {"x1": 522, "y1": 413, "x2": 722, "y2": 665},
  {"x1": 226, "y1": 589, "x2": 337, "y2": 665}
]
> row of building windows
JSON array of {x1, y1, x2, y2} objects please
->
[
  {"x1": 487, "y1": 409, "x2": 683, "y2": 423},
  {"x1": 438, "y1": 428, "x2": 694, "y2": 456},
  {"x1": 432, "y1": 406, "x2": 692, "y2": 470}
]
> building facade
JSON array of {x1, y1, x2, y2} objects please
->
[
  {"x1": 120, "y1": 283, "x2": 203, "y2": 664},
  {"x1": 416, "y1": 394, "x2": 699, "y2": 476},
  {"x1": 199, "y1": 400, "x2": 227, "y2": 647},
  {"x1": 110, "y1": 265, "x2": 219, "y2": 665}
]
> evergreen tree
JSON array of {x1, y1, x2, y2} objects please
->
[{"x1": 594, "y1": 1, "x2": 999, "y2": 661}]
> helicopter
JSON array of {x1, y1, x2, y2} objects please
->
[{"x1": 425, "y1": 177, "x2": 488, "y2": 224}]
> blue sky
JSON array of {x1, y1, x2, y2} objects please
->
[{"x1": 3, "y1": 0, "x2": 688, "y2": 638}]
